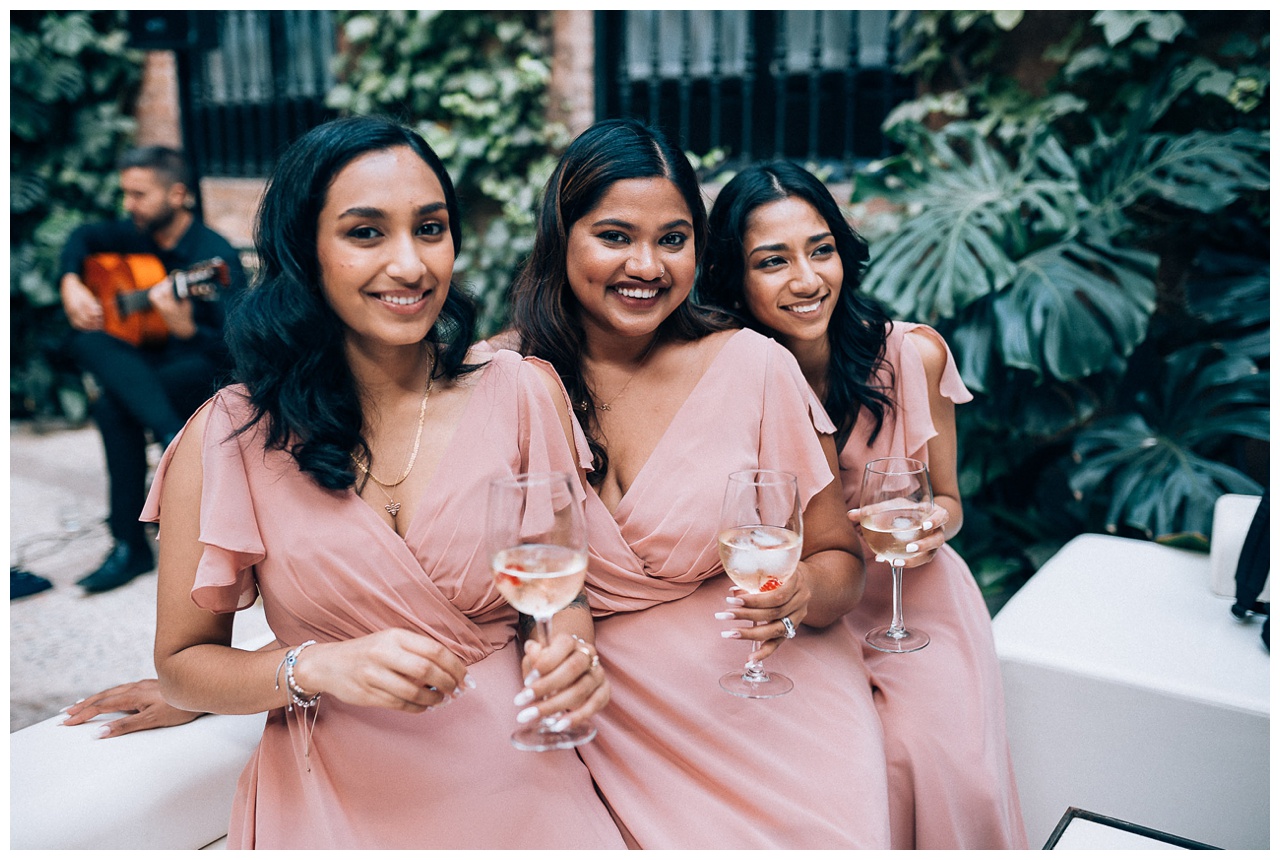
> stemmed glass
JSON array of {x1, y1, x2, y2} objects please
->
[
  {"x1": 717, "y1": 469, "x2": 803, "y2": 698},
  {"x1": 860, "y1": 457, "x2": 932, "y2": 653},
  {"x1": 486, "y1": 471, "x2": 596, "y2": 750}
]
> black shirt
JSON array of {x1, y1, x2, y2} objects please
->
[{"x1": 60, "y1": 217, "x2": 248, "y2": 359}]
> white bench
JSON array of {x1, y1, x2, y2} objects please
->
[
  {"x1": 9, "y1": 612, "x2": 273, "y2": 850},
  {"x1": 992, "y1": 494, "x2": 1269, "y2": 850},
  {"x1": 10, "y1": 709, "x2": 265, "y2": 849}
]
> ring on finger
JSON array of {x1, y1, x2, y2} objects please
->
[
  {"x1": 781, "y1": 616, "x2": 797, "y2": 639},
  {"x1": 571, "y1": 634, "x2": 601, "y2": 670}
]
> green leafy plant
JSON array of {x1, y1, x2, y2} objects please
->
[
  {"x1": 857, "y1": 11, "x2": 1268, "y2": 596},
  {"x1": 1068, "y1": 345, "x2": 1267, "y2": 539},
  {"x1": 11, "y1": 11, "x2": 143, "y2": 422},
  {"x1": 327, "y1": 11, "x2": 568, "y2": 337}
]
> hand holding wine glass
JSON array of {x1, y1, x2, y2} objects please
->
[
  {"x1": 717, "y1": 469, "x2": 803, "y2": 698},
  {"x1": 859, "y1": 457, "x2": 932, "y2": 653},
  {"x1": 487, "y1": 471, "x2": 597, "y2": 750}
]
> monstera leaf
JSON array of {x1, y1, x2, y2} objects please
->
[
  {"x1": 1087, "y1": 127, "x2": 1269, "y2": 227},
  {"x1": 1068, "y1": 345, "x2": 1268, "y2": 538},
  {"x1": 862, "y1": 123, "x2": 1082, "y2": 323},
  {"x1": 1186, "y1": 248, "x2": 1270, "y2": 363},
  {"x1": 992, "y1": 228, "x2": 1158, "y2": 384}
]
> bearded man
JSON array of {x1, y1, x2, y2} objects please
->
[{"x1": 58, "y1": 145, "x2": 247, "y2": 593}]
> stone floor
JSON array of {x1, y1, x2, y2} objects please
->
[{"x1": 9, "y1": 422, "x2": 270, "y2": 732}]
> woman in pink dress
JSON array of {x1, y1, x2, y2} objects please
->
[
  {"x1": 506, "y1": 119, "x2": 891, "y2": 848},
  {"x1": 699, "y1": 160, "x2": 1027, "y2": 849},
  {"x1": 145, "y1": 117, "x2": 623, "y2": 849}
]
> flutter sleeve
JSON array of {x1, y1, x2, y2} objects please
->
[
  {"x1": 140, "y1": 389, "x2": 264, "y2": 613},
  {"x1": 515, "y1": 353, "x2": 594, "y2": 476},
  {"x1": 894, "y1": 323, "x2": 972, "y2": 461},
  {"x1": 757, "y1": 337, "x2": 837, "y2": 513}
]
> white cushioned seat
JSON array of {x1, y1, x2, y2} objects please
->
[
  {"x1": 993, "y1": 504, "x2": 1270, "y2": 849},
  {"x1": 10, "y1": 708, "x2": 265, "y2": 849}
]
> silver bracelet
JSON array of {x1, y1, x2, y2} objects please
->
[{"x1": 284, "y1": 640, "x2": 321, "y2": 708}]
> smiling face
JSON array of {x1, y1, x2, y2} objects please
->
[
  {"x1": 315, "y1": 146, "x2": 454, "y2": 357},
  {"x1": 740, "y1": 196, "x2": 843, "y2": 351},
  {"x1": 564, "y1": 176, "x2": 697, "y2": 344}
]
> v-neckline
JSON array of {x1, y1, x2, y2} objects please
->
[
  {"x1": 348, "y1": 360, "x2": 487, "y2": 549},
  {"x1": 595, "y1": 328, "x2": 747, "y2": 522}
]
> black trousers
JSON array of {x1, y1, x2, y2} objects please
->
[{"x1": 68, "y1": 331, "x2": 223, "y2": 548}]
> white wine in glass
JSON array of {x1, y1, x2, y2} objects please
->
[
  {"x1": 717, "y1": 469, "x2": 802, "y2": 698},
  {"x1": 860, "y1": 456, "x2": 932, "y2": 653},
  {"x1": 487, "y1": 471, "x2": 596, "y2": 750}
]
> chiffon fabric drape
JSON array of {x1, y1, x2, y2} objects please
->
[
  {"x1": 142, "y1": 350, "x2": 624, "y2": 850},
  {"x1": 838, "y1": 323, "x2": 1027, "y2": 849},
  {"x1": 579, "y1": 328, "x2": 892, "y2": 849}
]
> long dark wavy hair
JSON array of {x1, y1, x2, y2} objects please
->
[
  {"x1": 699, "y1": 160, "x2": 893, "y2": 449},
  {"x1": 226, "y1": 115, "x2": 479, "y2": 491},
  {"x1": 509, "y1": 118, "x2": 735, "y2": 483}
]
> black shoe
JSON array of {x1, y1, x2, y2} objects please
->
[
  {"x1": 11, "y1": 568, "x2": 53, "y2": 600},
  {"x1": 77, "y1": 542, "x2": 155, "y2": 594}
]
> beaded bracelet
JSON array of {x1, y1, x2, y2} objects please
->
[{"x1": 284, "y1": 640, "x2": 321, "y2": 709}]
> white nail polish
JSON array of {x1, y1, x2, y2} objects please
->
[
  {"x1": 513, "y1": 687, "x2": 535, "y2": 707},
  {"x1": 551, "y1": 717, "x2": 571, "y2": 732},
  {"x1": 725, "y1": 596, "x2": 745, "y2": 607},
  {"x1": 721, "y1": 630, "x2": 741, "y2": 639},
  {"x1": 94, "y1": 726, "x2": 109, "y2": 739},
  {"x1": 714, "y1": 611, "x2": 735, "y2": 620},
  {"x1": 921, "y1": 521, "x2": 934, "y2": 531},
  {"x1": 906, "y1": 543, "x2": 919, "y2": 553},
  {"x1": 523, "y1": 669, "x2": 540, "y2": 687},
  {"x1": 465, "y1": 674, "x2": 477, "y2": 690},
  {"x1": 516, "y1": 706, "x2": 540, "y2": 724}
]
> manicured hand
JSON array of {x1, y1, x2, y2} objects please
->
[
  {"x1": 847, "y1": 502, "x2": 950, "y2": 568},
  {"x1": 61, "y1": 678, "x2": 202, "y2": 738},
  {"x1": 289, "y1": 628, "x2": 474, "y2": 714},
  {"x1": 516, "y1": 633, "x2": 609, "y2": 730},
  {"x1": 717, "y1": 564, "x2": 811, "y2": 662}
]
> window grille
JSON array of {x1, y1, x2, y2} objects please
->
[
  {"x1": 596, "y1": 10, "x2": 913, "y2": 176},
  {"x1": 186, "y1": 11, "x2": 338, "y2": 178}
]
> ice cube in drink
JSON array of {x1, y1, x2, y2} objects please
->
[
  {"x1": 717, "y1": 525, "x2": 802, "y2": 593},
  {"x1": 492, "y1": 543, "x2": 588, "y2": 618},
  {"x1": 860, "y1": 507, "x2": 926, "y2": 564}
]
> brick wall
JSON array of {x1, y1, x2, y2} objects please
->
[{"x1": 134, "y1": 50, "x2": 261, "y2": 252}]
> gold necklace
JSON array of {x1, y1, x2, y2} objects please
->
[
  {"x1": 578, "y1": 339, "x2": 656, "y2": 412},
  {"x1": 353, "y1": 363, "x2": 434, "y2": 518}
]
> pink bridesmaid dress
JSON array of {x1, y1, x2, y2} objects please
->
[
  {"x1": 579, "y1": 328, "x2": 892, "y2": 849},
  {"x1": 142, "y1": 350, "x2": 624, "y2": 850},
  {"x1": 839, "y1": 323, "x2": 1027, "y2": 849}
]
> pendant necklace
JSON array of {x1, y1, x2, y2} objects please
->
[
  {"x1": 353, "y1": 361, "x2": 434, "y2": 518},
  {"x1": 578, "y1": 339, "x2": 656, "y2": 412}
]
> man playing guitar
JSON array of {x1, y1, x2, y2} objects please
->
[{"x1": 58, "y1": 145, "x2": 247, "y2": 593}]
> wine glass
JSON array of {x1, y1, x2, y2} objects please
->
[
  {"x1": 717, "y1": 469, "x2": 803, "y2": 698},
  {"x1": 860, "y1": 456, "x2": 932, "y2": 653},
  {"x1": 486, "y1": 471, "x2": 596, "y2": 751}
]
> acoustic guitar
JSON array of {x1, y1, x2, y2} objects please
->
[{"x1": 82, "y1": 253, "x2": 230, "y2": 347}]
